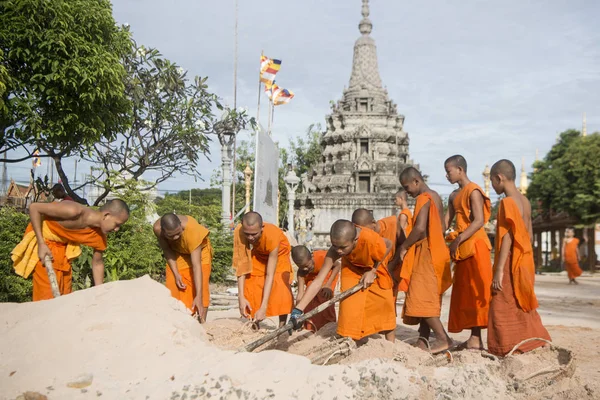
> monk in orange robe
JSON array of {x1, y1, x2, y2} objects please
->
[
  {"x1": 397, "y1": 167, "x2": 453, "y2": 353},
  {"x1": 394, "y1": 189, "x2": 413, "y2": 298},
  {"x1": 292, "y1": 246, "x2": 341, "y2": 332},
  {"x1": 232, "y1": 212, "x2": 293, "y2": 328},
  {"x1": 291, "y1": 220, "x2": 395, "y2": 342},
  {"x1": 444, "y1": 155, "x2": 493, "y2": 350},
  {"x1": 562, "y1": 227, "x2": 583, "y2": 284},
  {"x1": 11, "y1": 199, "x2": 130, "y2": 301},
  {"x1": 153, "y1": 213, "x2": 212, "y2": 322},
  {"x1": 487, "y1": 159, "x2": 551, "y2": 357}
]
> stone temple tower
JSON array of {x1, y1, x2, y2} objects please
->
[{"x1": 295, "y1": 0, "x2": 419, "y2": 248}]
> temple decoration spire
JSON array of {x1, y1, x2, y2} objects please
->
[
  {"x1": 582, "y1": 112, "x2": 587, "y2": 136},
  {"x1": 519, "y1": 157, "x2": 529, "y2": 194}
]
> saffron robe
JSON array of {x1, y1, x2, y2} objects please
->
[
  {"x1": 487, "y1": 197, "x2": 551, "y2": 357},
  {"x1": 448, "y1": 182, "x2": 493, "y2": 333},
  {"x1": 301, "y1": 249, "x2": 339, "y2": 332},
  {"x1": 12, "y1": 220, "x2": 107, "y2": 301},
  {"x1": 400, "y1": 193, "x2": 452, "y2": 325},
  {"x1": 393, "y1": 209, "x2": 413, "y2": 296},
  {"x1": 233, "y1": 223, "x2": 293, "y2": 318},
  {"x1": 164, "y1": 216, "x2": 213, "y2": 310},
  {"x1": 564, "y1": 238, "x2": 583, "y2": 280},
  {"x1": 337, "y1": 228, "x2": 396, "y2": 340}
]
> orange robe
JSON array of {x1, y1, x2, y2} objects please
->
[
  {"x1": 487, "y1": 197, "x2": 551, "y2": 357},
  {"x1": 564, "y1": 238, "x2": 583, "y2": 280},
  {"x1": 393, "y1": 209, "x2": 413, "y2": 296},
  {"x1": 301, "y1": 249, "x2": 339, "y2": 332},
  {"x1": 448, "y1": 182, "x2": 493, "y2": 333},
  {"x1": 21, "y1": 221, "x2": 107, "y2": 301},
  {"x1": 164, "y1": 216, "x2": 212, "y2": 310},
  {"x1": 400, "y1": 193, "x2": 452, "y2": 325},
  {"x1": 338, "y1": 228, "x2": 396, "y2": 340},
  {"x1": 233, "y1": 223, "x2": 293, "y2": 318}
]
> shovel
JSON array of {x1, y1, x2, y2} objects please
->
[
  {"x1": 43, "y1": 255, "x2": 61, "y2": 298},
  {"x1": 239, "y1": 282, "x2": 365, "y2": 352}
]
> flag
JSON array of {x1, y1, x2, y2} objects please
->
[
  {"x1": 273, "y1": 88, "x2": 294, "y2": 106},
  {"x1": 32, "y1": 150, "x2": 41, "y2": 167},
  {"x1": 264, "y1": 81, "x2": 280, "y2": 100},
  {"x1": 260, "y1": 55, "x2": 281, "y2": 85}
]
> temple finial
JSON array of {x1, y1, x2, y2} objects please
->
[
  {"x1": 359, "y1": 0, "x2": 372, "y2": 35},
  {"x1": 582, "y1": 112, "x2": 587, "y2": 137}
]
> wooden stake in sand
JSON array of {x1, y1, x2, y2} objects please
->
[
  {"x1": 239, "y1": 282, "x2": 365, "y2": 353},
  {"x1": 44, "y1": 255, "x2": 61, "y2": 298}
]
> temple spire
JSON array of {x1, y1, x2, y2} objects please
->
[
  {"x1": 582, "y1": 112, "x2": 587, "y2": 136},
  {"x1": 359, "y1": 0, "x2": 372, "y2": 35},
  {"x1": 519, "y1": 157, "x2": 528, "y2": 194}
]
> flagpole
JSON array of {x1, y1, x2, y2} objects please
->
[
  {"x1": 230, "y1": 0, "x2": 239, "y2": 222},
  {"x1": 257, "y1": 50, "x2": 263, "y2": 122},
  {"x1": 270, "y1": 101, "x2": 275, "y2": 137}
]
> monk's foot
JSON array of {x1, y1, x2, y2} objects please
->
[
  {"x1": 430, "y1": 338, "x2": 455, "y2": 355},
  {"x1": 573, "y1": 279, "x2": 579, "y2": 285},
  {"x1": 464, "y1": 336, "x2": 485, "y2": 351},
  {"x1": 414, "y1": 337, "x2": 430, "y2": 351}
]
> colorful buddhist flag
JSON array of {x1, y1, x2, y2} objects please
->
[
  {"x1": 32, "y1": 150, "x2": 41, "y2": 167},
  {"x1": 273, "y1": 88, "x2": 294, "y2": 106},
  {"x1": 260, "y1": 55, "x2": 281, "y2": 85},
  {"x1": 264, "y1": 81, "x2": 279, "y2": 100}
]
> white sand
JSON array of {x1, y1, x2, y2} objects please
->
[{"x1": 0, "y1": 276, "x2": 595, "y2": 400}]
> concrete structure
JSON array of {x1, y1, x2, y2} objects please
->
[{"x1": 295, "y1": 0, "x2": 418, "y2": 248}]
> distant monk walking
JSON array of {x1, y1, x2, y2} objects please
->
[
  {"x1": 153, "y1": 214, "x2": 212, "y2": 322},
  {"x1": 562, "y1": 227, "x2": 583, "y2": 284}
]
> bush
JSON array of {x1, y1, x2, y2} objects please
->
[
  {"x1": 210, "y1": 226, "x2": 234, "y2": 284},
  {"x1": 0, "y1": 207, "x2": 32, "y2": 302}
]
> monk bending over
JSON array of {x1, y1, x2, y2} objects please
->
[
  {"x1": 153, "y1": 214, "x2": 212, "y2": 322},
  {"x1": 12, "y1": 199, "x2": 130, "y2": 301},
  {"x1": 292, "y1": 246, "x2": 341, "y2": 332},
  {"x1": 444, "y1": 155, "x2": 493, "y2": 350},
  {"x1": 397, "y1": 167, "x2": 453, "y2": 353},
  {"x1": 233, "y1": 212, "x2": 293, "y2": 328},
  {"x1": 487, "y1": 160, "x2": 551, "y2": 357},
  {"x1": 562, "y1": 227, "x2": 583, "y2": 285},
  {"x1": 291, "y1": 220, "x2": 395, "y2": 342}
]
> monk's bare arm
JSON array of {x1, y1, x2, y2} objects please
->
[
  {"x1": 492, "y1": 231, "x2": 513, "y2": 291},
  {"x1": 297, "y1": 276, "x2": 306, "y2": 302},
  {"x1": 153, "y1": 222, "x2": 181, "y2": 277},
  {"x1": 323, "y1": 259, "x2": 341, "y2": 289},
  {"x1": 257, "y1": 246, "x2": 279, "y2": 315},
  {"x1": 444, "y1": 191, "x2": 457, "y2": 230},
  {"x1": 91, "y1": 250, "x2": 105, "y2": 285},
  {"x1": 29, "y1": 201, "x2": 83, "y2": 244},
  {"x1": 189, "y1": 246, "x2": 204, "y2": 315},
  {"x1": 374, "y1": 238, "x2": 392, "y2": 272},
  {"x1": 525, "y1": 200, "x2": 534, "y2": 244},
  {"x1": 296, "y1": 249, "x2": 339, "y2": 311},
  {"x1": 561, "y1": 239, "x2": 566, "y2": 264},
  {"x1": 456, "y1": 190, "x2": 485, "y2": 243},
  {"x1": 399, "y1": 201, "x2": 429, "y2": 253}
]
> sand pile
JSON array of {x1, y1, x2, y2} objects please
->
[{"x1": 1, "y1": 276, "x2": 594, "y2": 400}]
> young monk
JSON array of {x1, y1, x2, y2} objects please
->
[
  {"x1": 488, "y1": 159, "x2": 551, "y2": 357},
  {"x1": 291, "y1": 245, "x2": 341, "y2": 332},
  {"x1": 153, "y1": 213, "x2": 212, "y2": 322},
  {"x1": 562, "y1": 227, "x2": 582, "y2": 284},
  {"x1": 397, "y1": 167, "x2": 453, "y2": 353},
  {"x1": 12, "y1": 199, "x2": 130, "y2": 301},
  {"x1": 394, "y1": 189, "x2": 413, "y2": 296},
  {"x1": 291, "y1": 220, "x2": 395, "y2": 342},
  {"x1": 232, "y1": 212, "x2": 293, "y2": 328},
  {"x1": 444, "y1": 155, "x2": 493, "y2": 350}
]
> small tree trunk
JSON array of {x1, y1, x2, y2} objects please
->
[{"x1": 53, "y1": 156, "x2": 88, "y2": 205}]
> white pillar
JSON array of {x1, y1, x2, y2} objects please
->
[
  {"x1": 284, "y1": 168, "x2": 300, "y2": 238},
  {"x1": 221, "y1": 143, "x2": 233, "y2": 229}
]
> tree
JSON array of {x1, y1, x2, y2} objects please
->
[
  {"x1": 0, "y1": 207, "x2": 31, "y2": 302},
  {"x1": 80, "y1": 41, "x2": 254, "y2": 205},
  {"x1": 288, "y1": 123, "x2": 323, "y2": 177},
  {"x1": 528, "y1": 130, "x2": 600, "y2": 225},
  {"x1": 0, "y1": 0, "x2": 132, "y2": 204}
]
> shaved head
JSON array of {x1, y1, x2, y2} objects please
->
[
  {"x1": 291, "y1": 245, "x2": 311, "y2": 265},
  {"x1": 160, "y1": 213, "x2": 181, "y2": 231},
  {"x1": 399, "y1": 167, "x2": 423, "y2": 183},
  {"x1": 242, "y1": 211, "x2": 263, "y2": 227},
  {"x1": 100, "y1": 199, "x2": 130, "y2": 217},
  {"x1": 351, "y1": 208, "x2": 374, "y2": 227},
  {"x1": 444, "y1": 155, "x2": 467, "y2": 172},
  {"x1": 330, "y1": 220, "x2": 357, "y2": 243},
  {"x1": 395, "y1": 189, "x2": 407, "y2": 200},
  {"x1": 491, "y1": 159, "x2": 516, "y2": 181}
]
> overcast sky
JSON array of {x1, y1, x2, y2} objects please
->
[{"x1": 6, "y1": 0, "x2": 600, "y2": 199}]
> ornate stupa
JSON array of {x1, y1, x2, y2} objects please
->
[{"x1": 295, "y1": 0, "x2": 419, "y2": 248}]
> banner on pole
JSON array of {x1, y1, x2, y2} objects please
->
[{"x1": 253, "y1": 128, "x2": 279, "y2": 224}]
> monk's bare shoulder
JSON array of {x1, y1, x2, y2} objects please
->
[
  {"x1": 178, "y1": 214, "x2": 189, "y2": 229},
  {"x1": 152, "y1": 219, "x2": 162, "y2": 236},
  {"x1": 448, "y1": 189, "x2": 459, "y2": 203}
]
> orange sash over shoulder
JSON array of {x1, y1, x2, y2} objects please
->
[
  {"x1": 169, "y1": 216, "x2": 211, "y2": 265},
  {"x1": 304, "y1": 249, "x2": 338, "y2": 290},
  {"x1": 344, "y1": 227, "x2": 392, "y2": 289},
  {"x1": 495, "y1": 198, "x2": 538, "y2": 312},
  {"x1": 399, "y1": 193, "x2": 451, "y2": 294},
  {"x1": 232, "y1": 224, "x2": 252, "y2": 277},
  {"x1": 399, "y1": 209, "x2": 413, "y2": 239},
  {"x1": 450, "y1": 182, "x2": 492, "y2": 260}
]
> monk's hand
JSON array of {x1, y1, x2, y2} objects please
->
[
  {"x1": 37, "y1": 243, "x2": 53, "y2": 263},
  {"x1": 360, "y1": 269, "x2": 377, "y2": 288},
  {"x1": 398, "y1": 247, "x2": 407, "y2": 262},
  {"x1": 174, "y1": 273, "x2": 187, "y2": 290},
  {"x1": 192, "y1": 296, "x2": 205, "y2": 323},
  {"x1": 449, "y1": 237, "x2": 461, "y2": 260},
  {"x1": 319, "y1": 287, "x2": 333, "y2": 301},
  {"x1": 254, "y1": 307, "x2": 267, "y2": 323},
  {"x1": 290, "y1": 308, "x2": 304, "y2": 330},
  {"x1": 239, "y1": 297, "x2": 252, "y2": 318},
  {"x1": 492, "y1": 273, "x2": 503, "y2": 291}
]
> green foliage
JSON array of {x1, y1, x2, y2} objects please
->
[
  {"x1": 209, "y1": 227, "x2": 234, "y2": 284},
  {"x1": 0, "y1": 207, "x2": 31, "y2": 302},
  {"x1": 528, "y1": 130, "x2": 600, "y2": 224},
  {"x1": 0, "y1": 0, "x2": 131, "y2": 155},
  {"x1": 288, "y1": 123, "x2": 323, "y2": 177}
]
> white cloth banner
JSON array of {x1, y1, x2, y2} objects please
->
[{"x1": 253, "y1": 129, "x2": 279, "y2": 224}]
